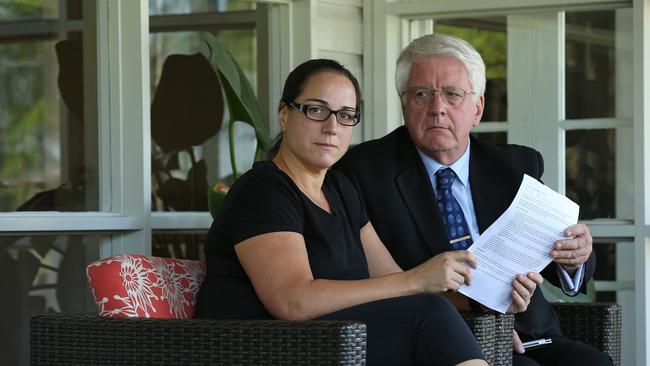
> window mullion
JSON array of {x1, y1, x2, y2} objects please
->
[
  {"x1": 104, "y1": 0, "x2": 151, "y2": 255},
  {"x1": 507, "y1": 12, "x2": 564, "y2": 192}
]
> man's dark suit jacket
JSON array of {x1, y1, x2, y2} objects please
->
[{"x1": 334, "y1": 125, "x2": 596, "y2": 339}]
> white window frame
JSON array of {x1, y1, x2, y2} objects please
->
[
  {"x1": 0, "y1": 1, "x2": 273, "y2": 255},
  {"x1": 0, "y1": 1, "x2": 152, "y2": 257}
]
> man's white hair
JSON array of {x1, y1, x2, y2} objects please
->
[{"x1": 395, "y1": 33, "x2": 486, "y2": 103}]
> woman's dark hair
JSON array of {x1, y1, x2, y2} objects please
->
[{"x1": 267, "y1": 59, "x2": 362, "y2": 159}]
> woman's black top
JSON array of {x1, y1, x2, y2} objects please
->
[{"x1": 195, "y1": 161, "x2": 370, "y2": 319}]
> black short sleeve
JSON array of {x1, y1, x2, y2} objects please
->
[{"x1": 223, "y1": 163, "x2": 305, "y2": 244}]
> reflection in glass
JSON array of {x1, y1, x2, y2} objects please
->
[
  {"x1": 471, "y1": 131, "x2": 507, "y2": 145},
  {"x1": 0, "y1": 234, "x2": 101, "y2": 365},
  {"x1": 0, "y1": 0, "x2": 59, "y2": 21},
  {"x1": 153, "y1": 231, "x2": 206, "y2": 260},
  {"x1": 149, "y1": 30, "x2": 256, "y2": 212},
  {"x1": 593, "y1": 243, "x2": 615, "y2": 281},
  {"x1": 0, "y1": 4, "x2": 99, "y2": 212},
  {"x1": 434, "y1": 17, "x2": 507, "y2": 122},
  {"x1": 596, "y1": 291, "x2": 616, "y2": 303},
  {"x1": 149, "y1": 0, "x2": 254, "y2": 15},
  {"x1": 592, "y1": 240, "x2": 619, "y2": 311},
  {"x1": 565, "y1": 10, "x2": 618, "y2": 119},
  {"x1": 565, "y1": 129, "x2": 615, "y2": 219}
]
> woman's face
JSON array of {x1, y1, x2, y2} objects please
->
[{"x1": 278, "y1": 71, "x2": 357, "y2": 172}]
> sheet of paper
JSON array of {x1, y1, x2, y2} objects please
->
[{"x1": 458, "y1": 174, "x2": 579, "y2": 313}]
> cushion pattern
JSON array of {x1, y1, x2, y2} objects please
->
[{"x1": 87, "y1": 254, "x2": 205, "y2": 319}]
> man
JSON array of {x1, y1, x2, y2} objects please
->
[{"x1": 335, "y1": 34, "x2": 611, "y2": 365}]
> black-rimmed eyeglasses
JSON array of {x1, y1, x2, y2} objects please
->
[
  {"x1": 402, "y1": 86, "x2": 475, "y2": 107},
  {"x1": 288, "y1": 102, "x2": 361, "y2": 126}
]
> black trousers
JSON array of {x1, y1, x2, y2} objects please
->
[
  {"x1": 512, "y1": 335, "x2": 613, "y2": 366},
  {"x1": 318, "y1": 294, "x2": 484, "y2": 366}
]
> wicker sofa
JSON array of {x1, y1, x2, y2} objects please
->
[
  {"x1": 30, "y1": 253, "x2": 621, "y2": 365},
  {"x1": 30, "y1": 303, "x2": 620, "y2": 366},
  {"x1": 29, "y1": 311, "x2": 509, "y2": 365}
]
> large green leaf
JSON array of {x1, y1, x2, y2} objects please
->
[
  {"x1": 204, "y1": 33, "x2": 240, "y2": 93},
  {"x1": 540, "y1": 278, "x2": 596, "y2": 303},
  {"x1": 234, "y1": 64, "x2": 272, "y2": 151},
  {"x1": 202, "y1": 33, "x2": 272, "y2": 152}
]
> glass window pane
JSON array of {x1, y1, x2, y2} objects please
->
[
  {"x1": 149, "y1": 0, "x2": 254, "y2": 15},
  {"x1": 471, "y1": 131, "x2": 507, "y2": 145},
  {"x1": 0, "y1": 3, "x2": 100, "y2": 212},
  {"x1": 565, "y1": 129, "x2": 615, "y2": 219},
  {"x1": 596, "y1": 291, "x2": 616, "y2": 302},
  {"x1": 1, "y1": 234, "x2": 102, "y2": 365},
  {"x1": 593, "y1": 242, "x2": 615, "y2": 281},
  {"x1": 434, "y1": 17, "x2": 507, "y2": 122},
  {"x1": 0, "y1": 0, "x2": 59, "y2": 21},
  {"x1": 149, "y1": 29, "x2": 257, "y2": 212},
  {"x1": 565, "y1": 10, "x2": 620, "y2": 119},
  {"x1": 153, "y1": 231, "x2": 206, "y2": 260}
]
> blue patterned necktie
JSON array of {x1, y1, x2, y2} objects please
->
[{"x1": 435, "y1": 168, "x2": 473, "y2": 250}]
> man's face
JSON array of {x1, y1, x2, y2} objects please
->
[{"x1": 402, "y1": 56, "x2": 484, "y2": 165}]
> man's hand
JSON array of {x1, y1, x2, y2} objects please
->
[
  {"x1": 551, "y1": 223, "x2": 593, "y2": 272},
  {"x1": 507, "y1": 272, "x2": 543, "y2": 314},
  {"x1": 411, "y1": 250, "x2": 477, "y2": 293}
]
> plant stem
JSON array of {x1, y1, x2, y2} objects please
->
[
  {"x1": 254, "y1": 146, "x2": 263, "y2": 161},
  {"x1": 229, "y1": 119, "x2": 239, "y2": 179}
]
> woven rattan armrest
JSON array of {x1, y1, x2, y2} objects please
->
[
  {"x1": 31, "y1": 314, "x2": 367, "y2": 366},
  {"x1": 552, "y1": 302, "x2": 621, "y2": 366},
  {"x1": 461, "y1": 311, "x2": 514, "y2": 366}
]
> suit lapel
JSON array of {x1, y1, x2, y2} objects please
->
[
  {"x1": 469, "y1": 141, "x2": 510, "y2": 233},
  {"x1": 393, "y1": 132, "x2": 519, "y2": 252},
  {"x1": 394, "y1": 129, "x2": 451, "y2": 255}
]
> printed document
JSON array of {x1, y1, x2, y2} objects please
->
[{"x1": 458, "y1": 175, "x2": 579, "y2": 313}]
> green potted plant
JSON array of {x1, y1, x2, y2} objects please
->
[{"x1": 202, "y1": 33, "x2": 273, "y2": 218}]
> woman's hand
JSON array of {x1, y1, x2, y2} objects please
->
[
  {"x1": 408, "y1": 250, "x2": 477, "y2": 293},
  {"x1": 506, "y1": 272, "x2": 544, "y2": 314}
]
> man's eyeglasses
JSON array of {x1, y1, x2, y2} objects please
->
[
  {"x1": 402, "y1": 86, "x2": 475, "y2": 107},
  {"x1": 288, "y1": 102, "x2": 361, "y2": 126}
]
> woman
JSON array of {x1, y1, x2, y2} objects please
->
[{"x1": 196, "y1": 59, "x2": 487, "y2": 366}]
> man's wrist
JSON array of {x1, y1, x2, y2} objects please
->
[
  {"x1": 561, "y1": 264, "x2": 579, "y2": 276},
  {"x1": 557, "y1": 262, "x2": 585, "y2": 296}
]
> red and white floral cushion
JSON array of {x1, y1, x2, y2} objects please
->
[{"x1": 86, "y1": 254, "x2": 206, "y2": 319}]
